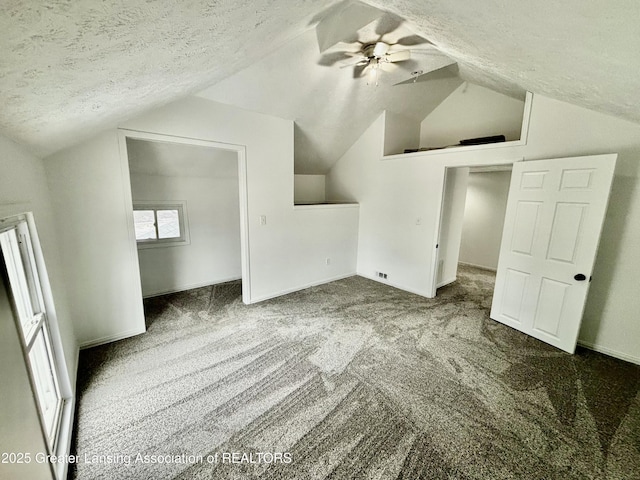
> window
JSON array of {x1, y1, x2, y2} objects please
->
[
  {"x1": 133, "y1": 201, "x2": 189, "y2": 248},
  {"x1": 0, "y1": 219, "x2": 63, "y2": 450}
]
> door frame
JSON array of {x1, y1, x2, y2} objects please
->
[
  {"x1": 117, "y1": 129, "x2": 252, "y2": 304},
  {"x1": 430, "y1": 158, "x2": 523, "y2": 297}
]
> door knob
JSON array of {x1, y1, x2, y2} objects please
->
[{"x1": 574, "y1": 273, "x2": 586, "y2": 281}]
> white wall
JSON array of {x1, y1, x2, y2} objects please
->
[
  {"x1": 45, "y1": 131, "x2": 146, "y2": 347},
  {"x1": 131, "y1": 170, "x2": 241, "y2": 297},
  {"x1": 327, "y1": 112, "x2": 523, "y2": 296},
  {"x1": 420, "y1": 82, "x2": 525, "y2": 149},
  {"x1": 44, "y1": 97, "x2": 359, "y2": 346},
  {"x1": 0, "y1": 133, "x2": 78, "y2": 480},
  {"x1": 383, "y1": 110, "x2": 421, "y2": 156},
  {"x1": 459, "y1": 170, "x2": 511, "y2": 270},
  {"x1": 437, "y1": 167, "x2": 469, "y2": 287},
  {"x1": 328, "y1": 94, "x2": 640, "y2": 364},
  {"x1": 294, "y1": 174, "x2": 326, "y2": 204},
  {"x1": 0, "y1": 134, "x2": 77, "y2": 385}
]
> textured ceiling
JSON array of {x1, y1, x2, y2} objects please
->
[
  {"x1": 1, "y1": 0, "x2": 639, "y2": 170},
  {"x1": 196, "y1": 25, "x2": 463, "y2": 174},
  {"x1": 0, "y1": 0, "x2": 338, "y2": 157}
]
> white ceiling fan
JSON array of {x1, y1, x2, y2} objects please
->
[
  {"x1": 342, "y1": 41, "x2": 413, "y2": 85},
  {"x1": 316, "y1": 8, "x2": 456, "y2": 86}
]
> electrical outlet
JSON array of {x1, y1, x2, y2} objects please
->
[
  {"x1": 325, "y1": 257, "x2": 331, "y2": 265},
  {"x1": 259, "y1": 215, "x2": 267, "y2": 226},
  {"x1": 376, "y1": 271, "x2": 388, "y2": 279}
]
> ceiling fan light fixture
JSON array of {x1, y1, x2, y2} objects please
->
[
  {"x1": 373, "y1": 42, "x2": 390, "y2": 57},
  {"x1": 367, "y1": 58, "x2": 380, "y2": 86}
]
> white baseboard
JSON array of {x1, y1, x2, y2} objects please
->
[
  {"x1": 79, "y1": 326, "x2": 146, "y2": 350},
  {"x1": 458, "y1": 261, "x2": 497, "y2": 272},
  {"x1": 248, "y1": 272, "x2": 356, "y2": 304},
  {"x1": 578, "y1": 340, "x2": 640, "y2": 365},
  {"x1": 142, "y1": 276, "x2": 242, "y2": 299},
  {"x1": 357, "y1": 272, "x2": 432, "y2": 298}
]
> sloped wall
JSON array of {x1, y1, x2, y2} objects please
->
[{"x1": 420, "y1": 82, "x2": 526, "y2": 149}]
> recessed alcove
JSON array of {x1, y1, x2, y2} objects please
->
[{"x1": 383, "y1": 85, "x2": 533, "y2": 158}]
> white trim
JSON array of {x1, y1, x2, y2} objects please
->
[
  {"x1": 458, "y1": 261, "x2": 497, "y2": 272},
  {"x1": 248, "y1": 273, "x2": 356, "y2": 304},
  {"x1": 142, "y1": 276, "x2": 242, "y2": 298},
  {"x1": 133, "y1": 200, "x2": 191, "y2": 248},
  {"x1": 79, "y1": 327, "x2": 146, "y2": 350},
  {"x1": 117, "y1": 129, "x2": 252, "y2": 304},
  {"x1": 429, "y1": 159, "x2": 524, "y2": 297},
  {"x1": 293, "y1": 203, "x2": 359, "y2": 210},
  {"x1": 577, "y1": 340, "x2": 640, "y2": 366},
  {"x1": 357, "y1": 272, "x2": 432, "y2": 298},
  {"x1": 382, "y1": 91, "x2": 534, "y2": 160},
  {"x1": 519, "y1": 91, "x2": 534, "y2": 144}
]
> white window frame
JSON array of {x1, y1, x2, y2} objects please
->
[
  {"x1": 133, "y1": 200, "x2": 190, "y2": 249},
  {"x1": 0, "y1": 218, "x2": 63, "y2": 451}
]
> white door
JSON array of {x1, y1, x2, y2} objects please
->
[{"x1": 490, "y1": 154, "x2": 616, "y2": 353}]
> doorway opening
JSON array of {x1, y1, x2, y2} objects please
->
[
  {"x1": 118, "y1": 130, "x2": 251, "y2": 304},
  {"x1": 435, "y1": 164, "x2": 513, "y2": 293}
]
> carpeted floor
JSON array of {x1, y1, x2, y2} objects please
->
[{"x1": 69, "y1": 266, "x2": 640, "y2": 479}]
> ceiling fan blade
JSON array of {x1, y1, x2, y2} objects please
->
[
  {"x1": 386, "y1": 50, "x2": 411, "y2": 63},
  {"x1": 353, "y1": 64, "x2": 368, "y2": 78},
  {"x1": 395, "y1": 35, "x2": 431, "y2": 46},
  {"x1": 318, "y1": 51, "x2": 352, "y2": 66},
  {"x1": 339, "y1": 56, "x2": 368, "y2": 68},
  {"x1": 395, "y1": 59, "x2": 420, "y2": 72}
]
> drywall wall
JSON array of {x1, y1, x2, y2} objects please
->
[
  {"x1": 520, "y1": 95, "x2": 640, "y2": 364},
  {"x1": 459, "y1": 170, "x2": 511, "y2": 270},
  {"x1": 45, "y1": 130, "x2": 146, "y2": 347},
  {"x1": 420, "y1": 82, "x2": 525, "y2": 149},
  {"x1": 328, "y1": 93, "x2": 640, "y2": 364},
  {"x1": 0, "y1": 275, "x2": 52, "y2": 480},
  {"x1": 294, "y1": 174, "x2": 326, "y2": 204},
  {"x1": 45, "y1": 97, "x2": 358, "y2": 346},
  {"x1": 0, "y1": 134, "x2": 77, "y2": 387},
  {"x1": 383, "y1": 110, "x2": 421, "y2": 156},
  {"x1": 327, "y1": 112, "x2": 523, "y2": 296},
  {"x1": 130, "y1": 168, "x2": 242, "y2": 297},
  {"x1": 437, "y1": 167, "x2": 469, "y2": 287}
]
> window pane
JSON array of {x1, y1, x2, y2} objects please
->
[
  {"x1": 133, "y1": 210, "x2": 157, "y2": 240},
  {"x1": 157, "y1": 210, "x2": 180, "y2": 239},
  {"x1": 28, "y1": 327, "x2": 62, "y2": 444}
]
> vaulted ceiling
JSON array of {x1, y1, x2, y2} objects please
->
[{"x1": 1, "y1": 0, "x2": 639, "y2": 173}]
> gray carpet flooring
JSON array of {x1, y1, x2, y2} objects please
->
[{"x1": 70, "y1": 266, "x2": 640, "y2": 479}]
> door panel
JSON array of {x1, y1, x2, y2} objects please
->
[{"x1": 491, "y1": 154, "x2": 616, "y2": 353}]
